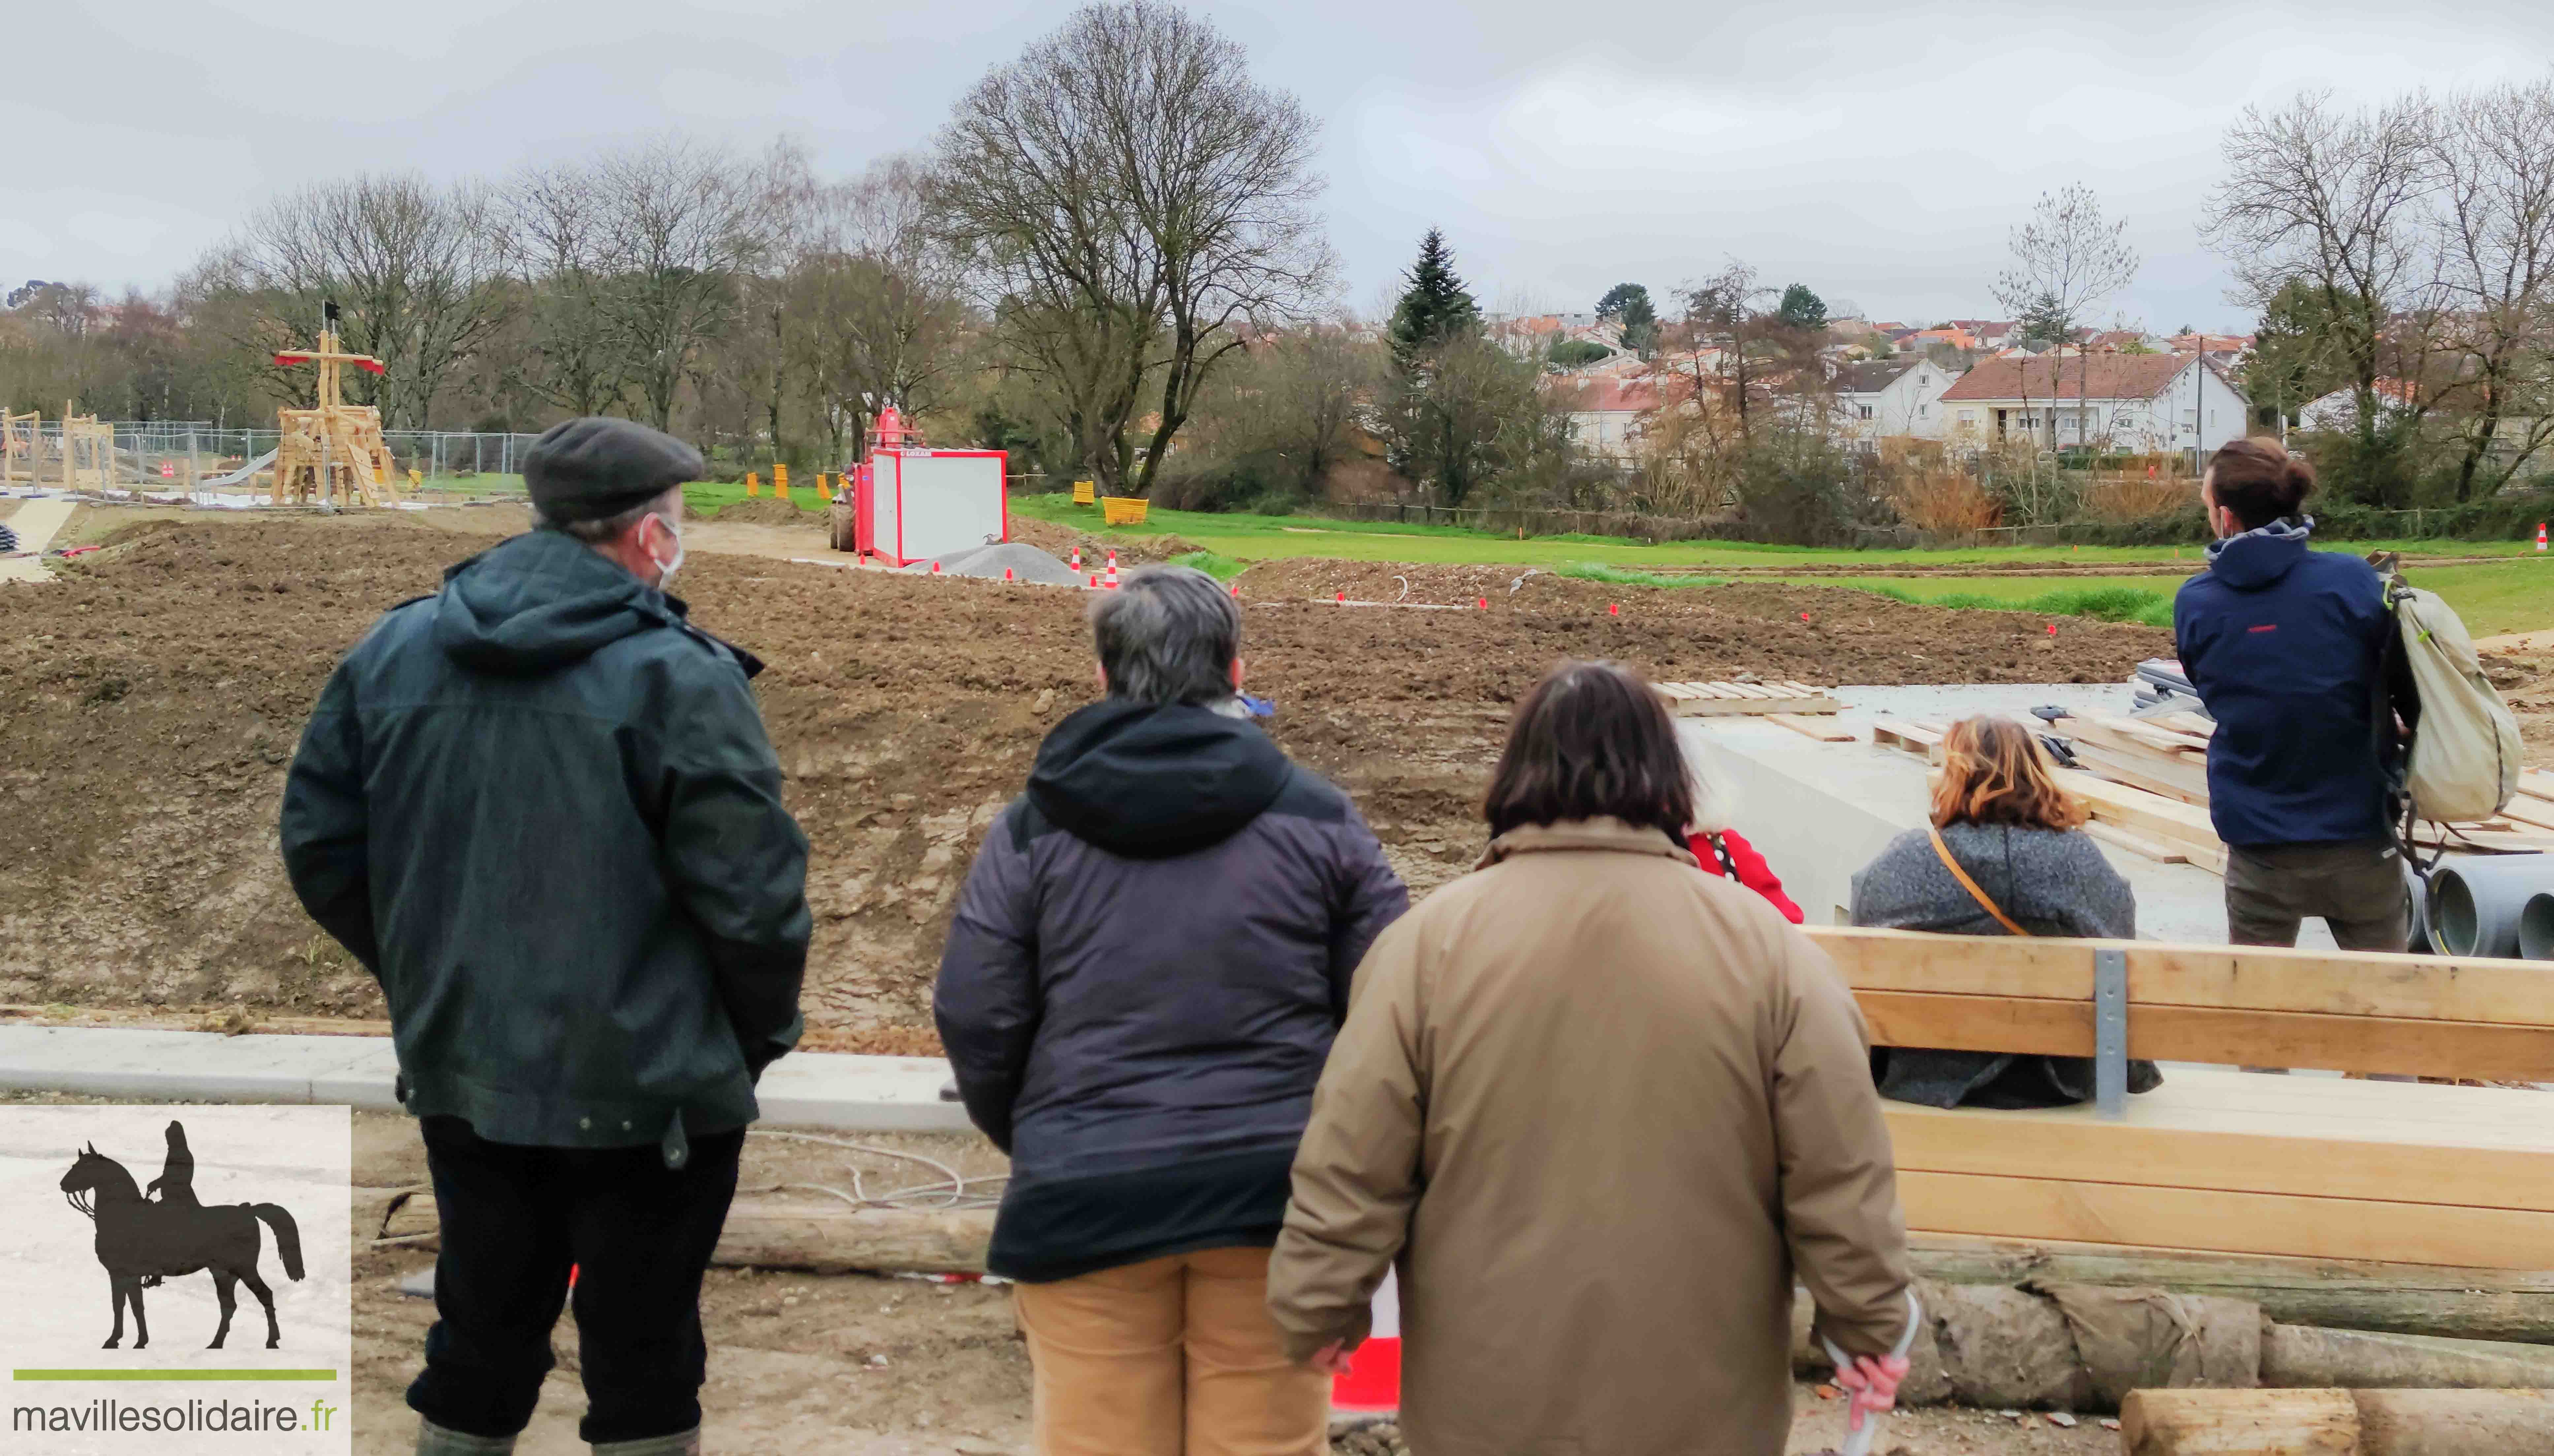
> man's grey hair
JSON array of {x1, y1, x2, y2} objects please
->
[
  {"x1": 536, "y1": 485, "x2": 684, "y2": 544},
  {"x1": 1089, "y1": 565, "x2": 1243, "y2": 706}
]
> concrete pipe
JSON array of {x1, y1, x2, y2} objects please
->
[
  {"x1": 2522, "y1": 891, "x2": 2554, "y2": 962},
  {"x1": 2405, "y1": 863, "x2": 2434, "y2": 954},
  {"x1": 2428, "y1": 854, "x2": 2554, "y2": 960}
]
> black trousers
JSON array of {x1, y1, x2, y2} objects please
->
[{"x1": 405, "y1": 1116, "x2": 744, "y2": 1444}]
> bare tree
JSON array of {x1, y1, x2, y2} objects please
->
[
  {"x1": 789, "y1": 156, "x2": 972, "y2": 463},
  {"x1": 207, "y1": 174, "x2": 509, "y2": 428},
  {"x1": 503, "y1": 162, "x2": 630, "y2": 418},
  {"x1": 1991, "y1": 184, "x2": 2139, "y2": 452},
  {"x1": 592, "y1": 138, "x2": 771, "y2": 432},
  {"x1": 931, "y1": 1, "x2": 1333, "y2": 495},
  {"x1": 2430, "y1": 78, "x2": 2554, "y2": 497},
  {"x1": 2202, "y1": 90, "x2": 2442, "y2": 464}
]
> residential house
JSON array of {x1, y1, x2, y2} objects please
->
[
  {"x1": 1834, "y1": 357, "x2": 1958, "y2": 440},
  {"x1": 1939, "y1": 354, "x2": 2249, "y2": 457},
  {"x1": 2298, "y1": 379, "x2": 2419, "y2": 433},
  {"x1": 2085, "y1": 329, "x2": 2167, "y2": 354},
  {"x1": 1555, "y1": 372, "x2": 1695, "y2": 462}
]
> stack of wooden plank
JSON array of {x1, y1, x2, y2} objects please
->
[
  {"x1": 1656, "y1": 680, "x2": 1853, "y2": 742},
  {"x1": 2054, "y1": 712, "x2": 2212, "y2": 805},
  {"x1": 2051, "y1": 714, "x2": 2554, "y2": 860}
]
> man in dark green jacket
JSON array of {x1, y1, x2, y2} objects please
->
[{"x1": 281, "y1": 417, "x2": 809, "y2": 1456}]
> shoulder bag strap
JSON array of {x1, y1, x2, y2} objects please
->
[{"x1": 1928, "y1": 827, "x2": 2032, "y2": 938}]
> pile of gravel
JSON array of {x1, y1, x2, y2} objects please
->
[
  {"x1": 900, "y1": 541, "x2": 1086, "y2": 586},
  {"x1": 1329, "y1": 1420, "x2": 1405, "y2": 1456}
]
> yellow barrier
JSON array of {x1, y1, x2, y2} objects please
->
[
  {"x1": 1072, "y1": 480, "x2": 1096, "y2": 505},
  {"x1": 745, "y1": 471, "x2": 760, "y2": 497},
  {"x1": 816, "y1": 472, "x2": 833, "y2": 502},
  {"x1": 774, "y1": 463, "x2": 790, "y2": 500},
  {"x1": 1102, "y1": 496, "x2": 1149, "y2": 526},
  {"x1": 408, "y1": 469, "x2": 423, "y2": 489}
]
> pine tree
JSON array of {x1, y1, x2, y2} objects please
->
[
  {"x1": 1596, "y1": 283, "x2": 1656, "y2": 354},
  {"x1": 1776, "y1": 283, "x2": 1827, "y2": 330},
  {"x1": 1387, "y1": 228, "x2": 1480, "y2": 375}
]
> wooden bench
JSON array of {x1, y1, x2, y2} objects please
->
[{"x1": 1803, "y1": 926, "x2": 2554, "y2": 1269}]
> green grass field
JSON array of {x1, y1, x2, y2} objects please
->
[
  {"x1": 1007, "y1": 493, "x2": 2545, "y2": 569},
  {"x1": 1005, "y1": 493, "x2": 2551, "y2": 636},
  {"x1": 682, "y1": 479, "x2": 826, "y2": 515}
]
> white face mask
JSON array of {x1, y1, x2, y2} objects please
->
[{"x1": 646, "y1": 513, "x2": 686, "y2": 589}]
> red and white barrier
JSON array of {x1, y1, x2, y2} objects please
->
[{"x1": 1331, "y1": 1269, "x2": 1402, "y2": 1413}]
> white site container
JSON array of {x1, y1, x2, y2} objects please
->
[{"x1": 856, "y1": 448, "x2": 1008, "y2": 566}]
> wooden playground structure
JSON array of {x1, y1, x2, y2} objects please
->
[
  {"x1": 268, "y1": 307, "x2": 402, "y2": 507},
  {"x1": 0, "y1": 405, "x2": 130, "y2": 491},
  {"x1": 0, "y1": 408, "x2": 35, "y2": 485}
]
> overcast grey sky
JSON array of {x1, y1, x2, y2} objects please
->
[{"x1": 12, "y1": 1, "x2": 2552, "y2": 331}]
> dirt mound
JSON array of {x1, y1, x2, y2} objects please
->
[
  {"x1": 711, "y1": 497, "x2": 825, "y2": 528},
  {"x1": 0, "y1": 520, "x2": 2169, "y2": 1042}
]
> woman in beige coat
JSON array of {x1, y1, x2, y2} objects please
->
[{"x1": 1266, "y1": 661, "x2": 1913, "y2": 1456}]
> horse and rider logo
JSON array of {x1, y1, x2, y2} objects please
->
[{"x1": 57, "y1": 1120, "x2": 307, "y2": 1349}]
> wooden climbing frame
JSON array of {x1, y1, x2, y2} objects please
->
[
  {"x1": 270, "y1": 320, "x2": 401, "y2": 508},
  {"x1": 0, "y1": 409, "x2": 35, "y2": 483}
]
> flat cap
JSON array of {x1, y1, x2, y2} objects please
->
[{"x1": 524, "y1": 417, "x2": 704, "y2": 523}]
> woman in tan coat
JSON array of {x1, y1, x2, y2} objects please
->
[{"x1": 1267, "y1": 661, "x2": 1913, "y2": 1456}]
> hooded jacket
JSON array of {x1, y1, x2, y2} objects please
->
[
  {"x1": 279, "y1": 530, "x2": 810, "y2": 1158},
  {"x1": 2174, "y1": 519, "x2": 2397, "y2": 847},
  {"x1": 935, "y1": 699, "x2": 1408, "y2": 1282}
]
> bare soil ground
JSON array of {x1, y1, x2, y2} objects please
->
[{"x1": 0, "y1": 510, "x2": 2172, "y2": 1042}]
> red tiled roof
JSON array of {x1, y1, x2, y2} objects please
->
[
  {"x1": 1554, "y1": 372, "x2": 1695, "y2": 413},
  {"x1": 1939, "y1": 353, "x2": 2193, "y2": 403}
]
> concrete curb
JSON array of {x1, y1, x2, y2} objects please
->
[{"x1": 0, "y1": 1027, "x2": 973, "y2": 1134}]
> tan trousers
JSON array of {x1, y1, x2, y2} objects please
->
[{"x1": 1012, "y1": 1246, "x2": 1329, "y2": 1456}]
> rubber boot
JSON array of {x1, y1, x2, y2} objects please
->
[
  {"x1": 590, "y1": 1430, "x2": 701, "y2": 1456},
  {"x1": 416, "y1": 1419, "x2": 517, "y2": 1455}
]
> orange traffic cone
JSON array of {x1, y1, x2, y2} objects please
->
[{"x1": 1105, "y1": 555, "x2": 1119, "y2": 590}]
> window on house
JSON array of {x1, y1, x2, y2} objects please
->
[{"x1": 1859, "y1": 404, "x2": 1874, "y2": 419}]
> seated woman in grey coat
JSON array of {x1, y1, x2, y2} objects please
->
[{"x1": 1851, "y1": 715, "x2": 2162, "y2": 1110}]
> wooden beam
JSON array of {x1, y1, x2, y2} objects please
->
[
  {"x1": 1766, "y1": 712, "x2": 1857, "y2": 742},
  {"x1": 2085, "y1": 820, "x2": 2192, "y2": 863},
  {"x1": 1897, "y1": 1170, "x2": 2554, "y2": 1268},
  {"x1": 1806, "y1": 926, "x2": 2554, "y2": 1027},
  {"x1": 1884, "y1": 1098, "x2": 2554, "y2": 1211},
  {"x1": 1855, "y1": 988, "x2": 2554, "y2": 1081}
]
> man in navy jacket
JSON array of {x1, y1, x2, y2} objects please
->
[{"x1": 2173, "y1": 437, "x2": 2407, "y2": 950}]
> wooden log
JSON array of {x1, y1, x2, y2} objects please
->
[
  {"x1": 2264, "y1": 1325, "x2": 2554, "y2": 1390},
  {"x1": 1906, "y1": 1235, "x2": 2554, "y2": 1345},
  {"x1": 380, "y1": 1192, "x2": 993, "y2": 1274},
  {"x1": 2351, "y1": 1388, "x2": 2554, "y2": 1453},
  {"x1": 2123, "y1": 1388, "x2": 2554, "y2": 1455},
  {"x1": 2120, "y1": 1388, "x2": 2361, "y2": 1455}
]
